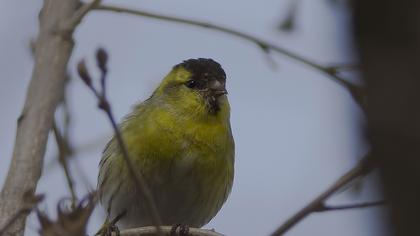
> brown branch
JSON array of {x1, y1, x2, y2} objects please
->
[
  {"x1": 0, "y1": 209, "x2": 32, "y2": 236},
  {"x1": 270, "y1": 156, "x2": 375, "y2": 236},
  {"x1": 93, "y1": 3, "x2": 367, "y2": 111},
  {"x1": 77, "y1": 49, "x2": 163, "y2": 235},
  {"x1": 115, "y1": 227, "x2": 224, "y2": 236},
  {"x1": 52, "y1": 120, "x2": 77, "y2": 209},
  {"x1": 0, "y1": 1, "x2": 81, "y2": 235},
  {"x1": 37, "y1": 193, "x2": 95, "y2": 236},
  {"x1": 277, "y1": 0, "x2": 301, "y2": 32},
  {"x1": 315, "y1": 200, "x2": 386, "y2": 212},
  {"x1": 93, "y1": 5, "x2": 351, "y2": 86}
]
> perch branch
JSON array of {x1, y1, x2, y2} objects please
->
[{"x1": 270, "y1": 156, "x2": 374, "y2": 236}]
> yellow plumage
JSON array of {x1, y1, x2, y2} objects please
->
[{"x1": 97, "y1": 59, "x2": 234, "y2": 229}]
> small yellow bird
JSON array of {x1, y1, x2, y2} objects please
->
[{"x1": 97, "y1": 58, "x2": 235, "y2": 233}]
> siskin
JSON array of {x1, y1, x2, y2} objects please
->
[{"x1": 97, "y1": 58, "x2": 235, "y2": 232}]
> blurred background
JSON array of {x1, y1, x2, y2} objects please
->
[{"x1": 0, "y1": 0, "x2": 388, "y2": 235}]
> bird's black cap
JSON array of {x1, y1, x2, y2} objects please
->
[{"x1": 175, "y1": 58, "x2": 226, "y2": 81}]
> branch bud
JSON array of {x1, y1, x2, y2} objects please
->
[
  {"x1": 77, "y1": 59, "x2": 92, "y2": 86},
  {"x1": 96, "y1": 48, "x2": 108, "y2": 73}
]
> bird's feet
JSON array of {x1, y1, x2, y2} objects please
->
[
  {"x1": 170, "y1": 224, "x2": 190, "y2": 236},
  {"x1": 95, "y1": 211, "x2": 126, "y2": 236},
  {"x1": 95, "y1": 222, "x2": 119, "y2": 236}
]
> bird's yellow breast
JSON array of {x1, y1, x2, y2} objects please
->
[{"x1": 123, "y1": 94, "x2": 233, "y2": 167}]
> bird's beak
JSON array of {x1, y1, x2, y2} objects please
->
[{"x1": 209, "y1": 80, "x2": 227, "y2": 96}]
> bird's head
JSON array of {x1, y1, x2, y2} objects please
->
[{"x1": 154, "y1": 58, "x2": 229, "y2": 116}]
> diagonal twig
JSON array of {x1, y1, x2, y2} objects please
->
[
  {"x1": 77, "y1": 48, "x2": 163, "y2": 235},
  {"x1": 92, "y1": 4, "x2": 366, "y2": 111},
  {"x1": 52, "y1": 120, "x2": 77, "y2": 209},
  {"x1": 270, "y1": 155, "x2": 375, "y2": 236},
  {"x1": 0, "y1": 1, "x2": 81, "y2": 235},
  {"x1": 61, "y1": 0, "x2": 102, "y2": 32}
]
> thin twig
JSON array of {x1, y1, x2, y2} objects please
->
[
  {"x1": 270, "y1": 156, "x2": 374, "y2": 236},
  {"x1": 77, "y1": 49, "x2": 163, "y2": 235},
  {"x1": 93, "y1": 4, "x2": 366, "y2": 111},
  {"x1": 93, "y1": 5, "x2": 348, "y2": 86},
  {"x1": 315, "y1": 200, "x2": 386, "y2": 212},
  {"x1": 52, "y1": 120, "x2": 77, "y2": 209},
  {"x1": 44, "y1": 133, "x2": 109, "y2": 174}
]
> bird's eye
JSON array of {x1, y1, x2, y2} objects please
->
[{"x1": 185, "y1": 80, "x2": 197, "y2": 88}]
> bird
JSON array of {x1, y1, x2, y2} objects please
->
[{"x1": 97, "y1": 58, "x2": 235, "y2": 234}]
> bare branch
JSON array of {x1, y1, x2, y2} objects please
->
[
  {"x1": 52, "y1": 120, "x2": 77, "y2": 209},
  {"x1": 37, "y1": 193, "x2": 95, "y2": 236},
  {"x1": 270, "y1": 156, "x2": 375, "y2": 236},
  {"x1": 77, "y1": 49, "x2": 163, "y2": 235},
  {"x1": 277, "y1": 0, "x2": 301, "y2": 32},
  {"x1": 0, "y1": 1, "x2": 81, "y2": 235},
  {"x1": 92, "y1": 3, "x2": 367, "y2": 111},
  {"x1": 315, "y1": 200, "x2": 386, "y2": 212},
  {"x1": 93, "y1": 5, "x2": 351, "y2": 86},
  {"x1": 115, "y1": 226, "x2": 224, "y2": 236}
]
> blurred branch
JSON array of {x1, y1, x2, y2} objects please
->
[
  {"x1": 0, "y1": 191, "x2": 44, "y2": 236},
  {"x1": 45, "y1": 133, "x2": 110, "y2": 170},
  {"x1": 315, "y1": 200, "x2": 386, "y2": 212},
  {"x1": 277, "y1": 0, "x2": 301, "y2": 32},
  {"x1": 77, "y1": 48, "x2": 163, "y2": 235},
  {"x1": 52, "y1": 120, "x2": 77, "y2": 209},
  {"x1": 115, "y1": 227, "x2": 223, "y2": 236},
  {"x1": 92, "y1": 4, "x2": 321, "y2": 69},
  {"x1": 326, "y1": 64, "x2": 359, "y2": 73},
  {"x1": 0, "y1": 0, "x2": 81, "y2": 235},
  {"x1": 271, "y1": 155, "x2": 375, "y2": 236},
  {"x1": 62, "y1": 0, "x2": 102, "y2": 32},
  {"x1": 93, "y1": 4, "x2": 362, "y2": 94}
]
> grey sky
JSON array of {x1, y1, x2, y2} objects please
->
[{"x1": 0, "y1": 0, "x2": 388, "y2": 235}]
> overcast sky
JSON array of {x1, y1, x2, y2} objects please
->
[{"x1": 0, "y1": 0, "x2": 388, "y2": 235}]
